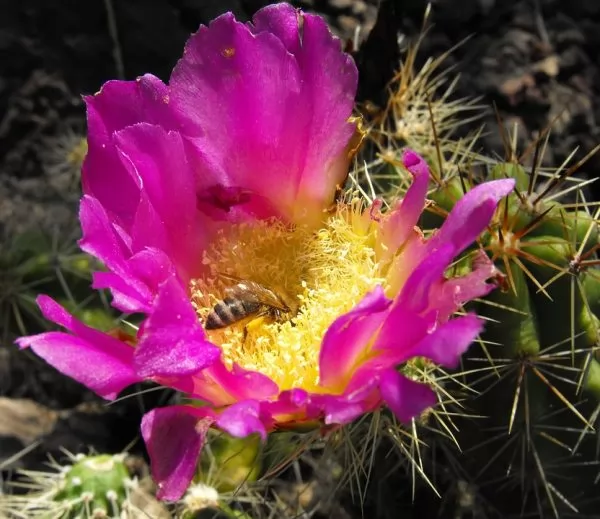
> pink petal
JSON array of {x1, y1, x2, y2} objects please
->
[
  {"x1": 92, "y1": 272, "x2": 151, "y2": 314},
  {"x1": 263, "y1": 388, "x2": 311, "y2": 421},
  {"x1": 78, "y1": 195, "x2": 132, "y2": 274},
  {"x1": 202, "y1": 360, "x2": 279, "y2": 402},
  {"x1": 134, "y1": 275, "x2": 220, "y2": 378},
  {"x1": 216, "y1": 400, "x2": 270, "y2": 440},
  {"x1": 319, "y1": 375, "x2": 381, "y2": 424},
  {"x1": 114, "y1": 123, "x2": 208, "y2": 280},
  {"x1": 141, "y1": 405, "x2": 215, "y2": 500},
  {"x1": 407, "y1": 314, "x2": 483, "y2": 368},
  {"x1": 169, "y1": 5, "x2": 357, "y2": 225},
  {"x1": 80, "y1": 196, "x2": 177, "y2": 313},
  {"x1": 377, "y1": 150, "x2": 431, "y2": 258},
  {"x1": 83, "y1": 75, "x2": 181, "y2": 229},
  {"x1": 373, "y1": 304, "x2": 429, "y2": 358},
  {"x1": 15, "y1": 296, "x2": 141, "y2": 399},
  {"x1": 428, "y1": 178, "x2": 515, "y2": 256},
  {"x1": 432, "y1": 249, "x2": 499, "y2": 322},
  {"x1": 398, "y1": 243, "x2": 456, "y2": 314},
  {"x1": 443, "y1": 250, "x2": 499, "y2": 302},
  {"x1": 379, "y1": 369, "x2": 437, "y2": 423},
  {"x1": 319, "y1": 286, "x2": 392, "y2": 388}
]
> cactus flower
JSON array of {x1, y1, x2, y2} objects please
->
[{"x1": 16, "y1": 3, "x2": 515, "y2": 500}]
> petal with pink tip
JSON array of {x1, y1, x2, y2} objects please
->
[
  {"x1": 169, "y1": 4, "x2": 357, "y2": 225},
  {"x1": 428, "y1": 178, "x2": 515, "y2": 256},
  {"x1": 306, "y1": 369, "x2": 382, "y2": 425},
  {"x1": 92, "y1": 248, "x2": 175, "y2": 314},
  {"x1": 377, "y1": 150, "x2": 431, "y2": 258},
  {"x1": 443, "y1": 250, "x2": 499, "y2": 304},
  {"x1": 432, "y1": 250, "x2": 499, "y2": 322},
  {"x1": 373, "y1": 303, "x2": 429, "y2": 358},
  {"x1": 83, "y1": 75, "x2": 181, "y2": 229},
  {"x1": 80, "y1": 196, "x2": 177, "y2": 312},
  {"x1": 141, "y1": 405, "x2": 215, "y2": 500},
  {"x1": 78, "y1": 195, "x2": 132, "y2": 274},
  {"x1": 216, "y1": 400, "x2": 270, "y2": 439},
  {"x1": 202, "y1": 360, "x2": 279, "y2": 402},
  {"x1": 114, "y1": 123, "x2": 207, "y2": 280},
  {"x1": 15, "y1": 296, "x2": 141, "y2": 399},
  {"x1": 379, "y1": 369, "x2": 437, "y2": 423},
  {"x1": 406, "y1": 314, "x2": 484, "y2": 368},
  {"x1": 134, "y1": 275, "x2": 220, "y2": 378},
  {"x1": 319, "y1": 286, "x2": 392, "y2": 388},
  {"x1": 397, "y1": 243, "x2": 456, "y2": 315},
  {"x1": 176, "y1": 360, "x2": 279, "y2": 408}
]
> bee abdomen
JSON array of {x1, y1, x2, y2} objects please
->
[{"x1": 204, "y1": 297, "x2": 261, "y2": 330}]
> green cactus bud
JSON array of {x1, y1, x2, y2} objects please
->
[
  {"x1": 526, "y1": 204, "x2": 598, "y2": 254},
  {"x1": 421, "y1": 176, "x2": 472, "y2": 230},
  {"x1": 53, "y1": 454, "x2": 132, "y2": 518},
  {"x1": 583, "y1": 358, "x2": 600, "y2": 401},
  {"x1": 198, "y1": 432, "x2": 262, "y2": 493},
  {"x1": 489, "y1": 162, "x2": 530, "y2": 192},
  {"x1": 58, "y1": 299, "x2": 118, "y2": 332},
  {"x1": 581, "y1": 270, "x2": 600, "y2": 317},
  {"x1": 0, "y1": 453, "x2": 139, "y2": 518}
]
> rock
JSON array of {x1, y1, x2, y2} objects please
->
[{"x1": 0, "y1": 397, "x2": 57, "y2": 469}]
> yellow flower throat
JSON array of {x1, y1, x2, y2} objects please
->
[{"x1": 189, "y1": 201, "x2": 386, "y2": 393}]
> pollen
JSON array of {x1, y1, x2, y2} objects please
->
[
  {"x1": 189, "y1": 200, "x2": 386, "y2": 393},
  {"x1": 221, "y1": 47, "x2": 236, "y2": 58}
]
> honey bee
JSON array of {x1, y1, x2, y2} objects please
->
[{"x1": 204, "y1": 278, "x2": 298, "y2": 330}]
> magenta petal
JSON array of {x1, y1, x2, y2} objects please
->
[
  {"x1": 141, "y1": 405, "x2": 215, "y2": 500},
  {"x1": 83, "y1": 75, "x2": 180, "y2": 228},
  {"x1": 250, "y1": 3, "x2": 358, "y2": 206},
  {"x1": 134, "y1": 276, "x2": 220, "y2": 378},
  {"x1": 15, "y1": 296, "x2": 141, "y2": 399},
  {"x1": 170, "y1": 5, "x2": 357, "y2": 223},
  {"x1": 408, "y1": 314, "x2": 483, "y2": 368},
  {"x1": 319, "y1": 286, "x2": 392, "y2": 388},
  {"x1": 429, "y1": 178, "x2": 515, "y2": 255},
  {"x1": 378, "y1": 150, "x2": 431, "y2": 255},
  {"x1": 444, "y1": 250, "x2": 498, "y2": 304},
  {"x1": 79, "y1": 195, "x2": 131, "y2": 274},
  {"x1": 398, "y1": 243, "x2": 456, "y2": 314},
  {"x1": 216, "y1": 400, "x2": 269, "y2": 440},
  {"x1": 373, "y1": 304, "x2": 429, "y2": 359},
  {"x1": 313, "y1": 372, "x2": 381, "y2": 424},
  {"x1": 114, "y1": 123, "x2": 207, "y2": 279},
  {"x1": 323, "y1": 400, "x2": 371, "y2": 424},
  {"x1": 379, "y1": 370, "x2": 437, "y2": 423},
  {"x1": 207, "y1": 360, "x2": 279, "y2": 401},
  {"x1": 92, "y1": 272, "x2": 150, "y2": 314},
  {"x1": 80, "y1": 196, "x2": 177, "y2": 312}
]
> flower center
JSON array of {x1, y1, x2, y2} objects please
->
[{"x1": 189, "y1": 200, "x2": 386, "y2": 392}]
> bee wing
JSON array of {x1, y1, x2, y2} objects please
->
[{"x1": 224, "y1": 281, "x2": 289, "y2": 310}]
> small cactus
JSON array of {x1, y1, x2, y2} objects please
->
[
  {"x1": 2, "y1": 453, "x2": 137, "y2": 518},
  {"x1": 354, "y1": 19, "x2": 600, "y2": 514}
]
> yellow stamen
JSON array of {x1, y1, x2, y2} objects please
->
[{"x1": 189, "y1": 200, "x2": 387, "y2": 393}]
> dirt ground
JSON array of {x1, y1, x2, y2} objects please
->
[{"x1": 1, "y1": 0, "x2": 599, "y2": 517}]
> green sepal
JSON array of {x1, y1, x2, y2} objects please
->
[
  {"x1": 526, "y1": 204, "x2": 598, "y2": 254},
  {"x1": 198, "y1": 432, "x2": 262, "y2": 493}
]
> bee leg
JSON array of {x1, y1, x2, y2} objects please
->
[{"x1": 243, "y1": 315, "x2": 269, "y2": 343}]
